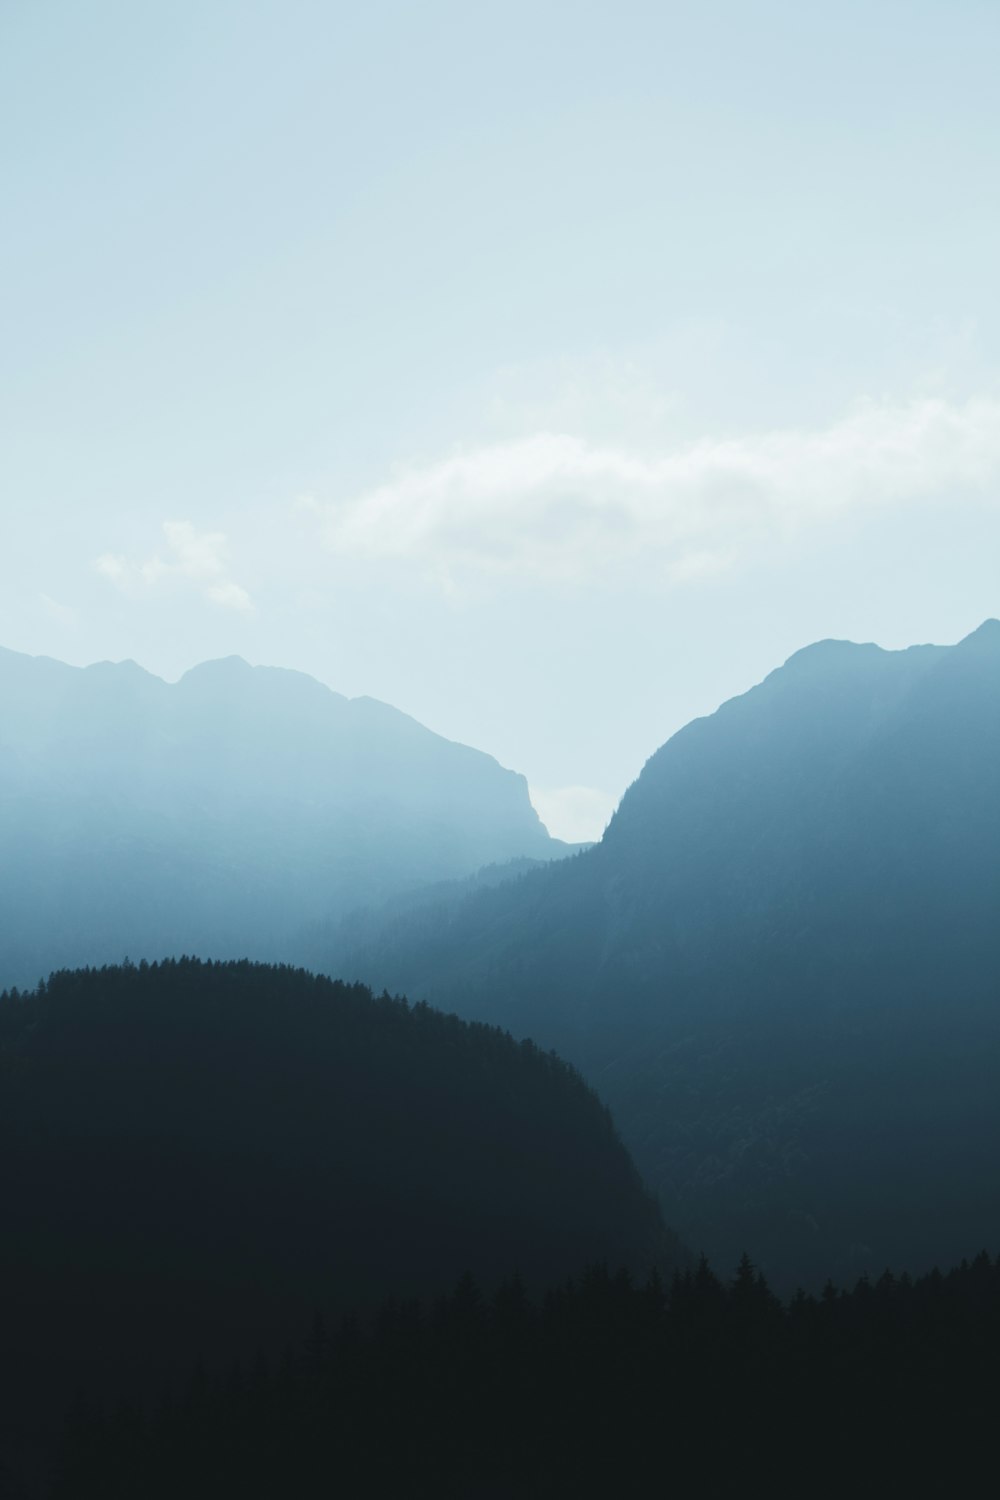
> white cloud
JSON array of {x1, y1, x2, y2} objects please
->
[
  {"x1": 94, "y1": 553, "x2": 127, "y2": 581},
  {"x1": 531, "y1": 784, "x2": 617, "y2": 845},
  {"x1": 95, "y1": 521, "x2": 253, "y2": 612},
  {"x1": 314, "y1": 396, "x2": 1000, "y2": 586},
  {"x1": 204, "y1": 579, "x2": 253, "y2": 610}
]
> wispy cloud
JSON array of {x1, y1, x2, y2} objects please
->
[
  {"x1": 95, "y1": 521, "x2": 253, "y2": 612},
  {"x1": 312, "y1": 396, "x2": 1000, "y2": 586}
]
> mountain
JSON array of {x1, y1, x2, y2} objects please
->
[
  {"x1": 324, "y1": 622, "x2": 1000, "y2": 1289},
  {"x1": 0, "y1": 958, "x2": 675, "y2": 1462},
  {"x1": 0, "y1": 648, "x2": 569, "y2": 988}
]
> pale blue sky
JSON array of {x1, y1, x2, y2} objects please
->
[{"x1": 3, "y1": 0, "x2": 999, "y2": 837}]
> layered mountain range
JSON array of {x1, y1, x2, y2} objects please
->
[
  {"x1": 0, "y1": 647, "x2": 568, "y2": 988},
  {"x1": 4, "y1": 626, "x2": 999, "y2": 1293},
  {"x1": 322, "y1": 622, "x2": 1000, "y2": 1288}
]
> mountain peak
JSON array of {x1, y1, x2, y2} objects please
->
[
  {"x1": 84, "y1": 657, "x2": 159, "y2": 680},
  {"x1": 780, "y1": 637, "x2": 883, "y2": 673},
  {"x1": 179, "y1": 654, "x2": 253, "y2": 681},
  {"x1": 956, "y1": 618, "x2": 1000, "y2": 651}
]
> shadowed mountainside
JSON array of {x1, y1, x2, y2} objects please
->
[{"x1": 323, "y1": 622, "x2": 1000, "y2": 1290}]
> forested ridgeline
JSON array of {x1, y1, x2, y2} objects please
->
[
  {"x1": 49, "y1": 1252, "x2": 1000, "y2": 1499},
  {"x1": 0, "y1": 960, "x2": 675, "y2": 1483}
]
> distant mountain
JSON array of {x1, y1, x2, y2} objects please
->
[
  {"x1": 0, "y1": 959, "x2": 676, "y2": 1447},
  {"x1": 327, "y1": 622, "x2": 1000, "y2": 1289},
  {"x1": 0, "y1": 648, "x2": 569, "y2": 987}
]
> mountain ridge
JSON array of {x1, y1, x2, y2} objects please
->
[
  {"x1": 323, "y1": 621, "x2": 1000, "y2": 1289},
  {"x1": 0, "y1": 646, "x2": 569, "y2": 989}
]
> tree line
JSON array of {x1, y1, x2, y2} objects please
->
[{"x1": 52, "y1": 1249, "x2": 1000, "y2": 1498}]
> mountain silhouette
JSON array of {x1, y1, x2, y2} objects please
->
[
  {"x1": 324, "y1": 622, "x2": 1000, "y2": 1288},
  {"x1": 0, "y1": 648, "x2": 569, "y2": 988}
]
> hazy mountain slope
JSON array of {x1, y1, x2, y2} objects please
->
[
  {"x1": 0, "y1": 959, "x2": 675, "y2": 1447},
  {"x1": 295, "y1": 852, "x2": 596, "y2": 977},
  {"x1": 0, "y1": 648, "x2": 567, "y2": 987},
  {"x1": 327, "y1": 623, "x2": 1000, "y2": 1288}
]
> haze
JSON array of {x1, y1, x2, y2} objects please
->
[{"x1": 3, "y1": 0, "x2": 999, "y2": 839}]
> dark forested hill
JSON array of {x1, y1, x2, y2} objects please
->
[
  {"x1": 0, "y1": 959, "x2": 674, "y2": 1478},
  {"x1": 325, "y1": 622, "x2": 1000, "y2": 1290},
  {"x1": 0, "y1": 648, "x2": 569, "y2": 988}
]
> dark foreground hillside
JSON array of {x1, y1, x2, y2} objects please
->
[
  {"x1": 51, "y1": 1252, "x2": 1000, "y2": 1499},
  {"x1": 0, "y1": 961, "x2": 674, "y2": 1489},
  {"x1": 324, "y1": 622, "x2": 1000, "y2": 1290}
]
